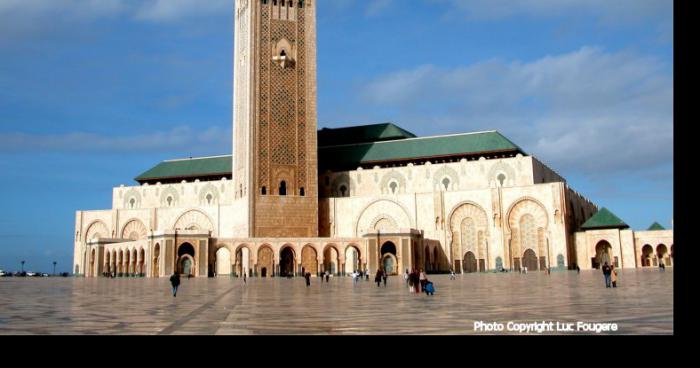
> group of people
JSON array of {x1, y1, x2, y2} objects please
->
[
  {"x1": 404, "y1": 269, "x2": 434, "y2": 295},
  {"x1": 374, "y1": 269, "x2": 388, "y2": 287}
]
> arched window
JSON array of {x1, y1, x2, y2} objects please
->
[
  {"x1": 442, "y1": 177, "x2": 450, "y2": 191},
  {"x1": 389, "y1": 181, "x2": 398, "y2": 194},
  {"x1": 129, "y1": 198, "x2": 136, "y2": 209},
  {"x1": 167, "y1": 196, "x2": 173, "y2": 206},
  {"x1": 340, "y1": 185, "x2": 347, "y2": 197},
  {"x1": 261, "y1": 186, "x2": 267, "y2": 195},
  {"x1": 300, "y1": 187, "x2": 305, "y2": 196},
  {"x1": 206, "y1": 194, "x2": 213, "y2": 205},
  {"x1": 279, "y1": 181, "x2": 287, "y2": 196},
  {"x1": 497, "y1": 173, "x2": 506, "y2": 186}
]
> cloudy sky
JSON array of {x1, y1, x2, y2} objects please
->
[{"x1": 0, "y1": 0, "x2": 673, "y2": 272}]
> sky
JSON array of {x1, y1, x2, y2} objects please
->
[{"x1": 0, "y1": 0, "x2": 673, "y2": 273}]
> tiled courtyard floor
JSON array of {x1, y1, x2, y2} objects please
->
[{"x1": 0, "y1": 269, "x2": 672, "y2": 335}]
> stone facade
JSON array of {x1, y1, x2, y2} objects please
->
[
  {"x1": 574, "y1": 228, "x2": 674, "y2": 270},
  {"x1": 73, "y1": 0, "x2": 671, "y2": 278}
]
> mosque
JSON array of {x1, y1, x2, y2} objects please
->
[{"x1": 73, "y1": 0, "x2": 673, "y2": 278}]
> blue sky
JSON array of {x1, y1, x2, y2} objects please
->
[{"x1": 0, "y1": 0, "x2": 673, "y2": 273}]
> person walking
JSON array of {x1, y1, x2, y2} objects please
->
[
  {"x1": 382, "y1": 270, "x2": 388, "y2": 287},
  {"x1": 169, "y1": 272, "x2": 181, "y2": 297},
  {"x1": 243, "y1": 272, "x2": 247, "y2": 284},
  {"x1": 576, "y1": 264, "x2": 580, "y2": 274},
  {"x1": 325, "y1": 271, "x2": 330, "y2": 283},
  {"x1": 450, "y1": 269, "x2": 456, "y2": 280},
  {"x1": 610, "y1": 265, "x2": 618, "y2": 288},
  {"x1": 305, "y1": 272, "x2": 311, "y2": 287},
  {"x1": 602, "y1": 262, "x2": 612, "y2": 288},
  {"x1": 375, "y1": 269, "x2": 383, "y2": 287},
  {"x1": 404, "y1": 269, "x2": 409, "y2": 284},
  {"x1": 419, "y1": 269, "x2": 427, "y2": 292}
]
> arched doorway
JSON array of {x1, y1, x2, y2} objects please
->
[
  {"x1": 302, "y1": 245, "x2": 318, "y2": 276},
  {"x1": 280, "y1": 247, "x2": 296, "y2": 277},
  {"x1": 258, "y1": 247, "x2": 273, "y2": 278},
  {"x1": 152, "y1": 244, "x2": 160, "y2": 277},
  {"x1": 345, "y1": 246, "x2": 360, "y2": 274},
  {"x1": 641, "y1": 244, "x2": 654, "y2": 267},
  {"x1": 593, "y1": 240, "x2": 612, "y2": 269},
  {"x1": 463, "y1": 251, "x2": 477, "y2": 273},
  {"x1": 657, "y1": 244, "x2": 668, "y2": 266},
  {"x1": 323, "y1": 245, "x2": 339, "y2": 275},
  {"x1": 522, "y1": 249, "x2": 538, "y2": 271},
  {"x1": 139, "y1": 248, "x2": 145, "y2": 275},
  {"x1": 177, "y1": 243, "x2": 196, "y2": 276},
  {"x1": 216, "y1": 247, "x2": 232, "y2": 276},
  {"x1": 89, "y1": 249, "x2": 95, "y2": 277},
  {"x1": 236, "y1": 246, "x2": 251, "y2": 277},
  {"x1": 118, "y1": 250, "x2": 124, "y2": 275},
  {"x1": 104, "y1": 252, "x2": 111, "y2": 276},
  {"x1": 381, "y1": 241, "x2": 398, "y2": 275}
]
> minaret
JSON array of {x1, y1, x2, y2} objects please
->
[{"x1": 233, "y1": 0, "x2": 319, "y2": 238}]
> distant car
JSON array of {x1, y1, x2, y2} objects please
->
[
  {"x1": 14, "y1": 272, "x2": 26, "y2": 277},
  {"x1": 0, "y1": 270, "x2": 5, "y2": 277},
  {"x1": 41, "y1": 273, "x2": 49, "y2": 277},
  {"x1": 26, "y1": 272, "x2": 36, "y2": 277}
]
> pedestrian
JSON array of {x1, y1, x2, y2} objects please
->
[
  {"x1": 325, "y1": 271, "x2": 330, "y2": 283},
  {"x1": 169, "y1": 272, "x2": 180, "y2": 297},
  {"x1": 424, "y1": 280, "x2": 435, "y2": 296},
  {"x1": 243, "y1": 272, "x2": 247, "y2": 284},
  {"x1": 305, "y1": 272, "x2": 311, "y2": 287},
  {"x1": 419, "y1": 269, "x2": 427, "y2": 292},
  {"x1": 382, "y1": 270, "x2": 388, "y2": 287},
  {"x1": 411, "y1": 270, "x2": 420, "y2": 294},
  {"x1": 450, "y1": 269, "x2": 456, "y2": 280},
  {"x1": 611, "y1": 265, "x2": 618, "y2": 288},
  {"x1": 660, "y1": 263, "x2": 666, "y2": 272},
  {"x1": 375, "y1": 269, "x2": 383, "y2": 287},
  {"x1": 408, "y1": 275, "x2": 415, "y2": 293},
  {"x1": 365, "y1": 269, "x2": 370, "y2": 281},
  {"x1": 576, "y1": 264, "x2": 580, "y2": 274},
  {"x1": 404, "y1": 269, "x2": 409, "y2": 284},
  {"x1": 602, "y1": 262, "x2": 612, "y2": 288}
]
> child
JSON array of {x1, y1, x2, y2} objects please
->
[
  {"x1": 424, "y1": 280, "x2": 435, "y2": 296},
  {"x1": 611, "y1": 265, "x2": 618, "y2": 288}
]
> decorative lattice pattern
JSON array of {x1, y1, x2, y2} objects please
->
[
  {"x1": 257, "y1": 4, "x2": 308, "y2": 192},
  {"x1": 519, "y1": 214, "x2": 537, "y2": 256}
]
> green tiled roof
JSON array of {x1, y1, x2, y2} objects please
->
[
  {"x1": 134, "y1": 127, "x2": 526, "y2": 182},
  {"x1": 581, "y1": 208, "x2": 629, "y2": 230},
  {"x1": 647, "y1": 222, "x2": 666, "y2": 231},
  {"x1": 319, "y1": 131, "x2": 524, "y2": 170},
  {"x1": 135, "y1": 156, "x2": 232, "y2": 182},
  {"x1": 318, "y1": 123, "x2": 416, "y2": 147}
]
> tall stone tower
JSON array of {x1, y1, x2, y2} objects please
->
[{"x1": 233, "y1": 0, "x2": 319, "y2": 238}]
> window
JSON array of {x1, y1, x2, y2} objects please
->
[
  {"x1": 442, "y1": 178, "x2": 450, "y2": 191},
  {"x1": 167, "y1": 197, "x2": 173, "y2": 206},
  {"x1": 206, "y1": 194, "x2": 213, "y2": 205},
  {"x1": 129, "y1": 198, "x2": 136, "y2": 209},
  {"x1": 389, "y1": 181, "x2": 398, "y2": 194},
  {"x1": 300, "y1": 187, "x2": 305, "y2": 196},
  {"x1": 279, "y1": 181, "x2": 287, "y2": 196},
  {"x1": 340, "y1": 185, "x2": 347, "y2": 197},
  {"x1": 497, "y1": 173, "x2": 506, "y2": 186},
  {"x1": 262, "y1": 186, "x2": 267, "y2": 195}
]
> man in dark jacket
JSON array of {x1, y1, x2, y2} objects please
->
[
  {"x1": 305, "y1": 272, "x2": 311, "y2": 287},
  {"x1": 170, "y1": 273, "x2": 181, "y2": 297},
  {"x1": 602, "y1": 262, "x2": 612, "y2": 288}
]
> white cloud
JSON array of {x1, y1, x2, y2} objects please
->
[
  {"x1": 0, "y1": 126, "x2": 231, "y2": 154},
  {"x1": 361, "y1": 46, "x2": 673, "y2": 176},
  {"x1": 134, "y1": 0, "x2": 231, "y2": 22},
  {"x1": 431, "y1": 0, "x2": 672, "y2": 23}
]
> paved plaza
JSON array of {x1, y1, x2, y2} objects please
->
[{"x1": 0, "y1": 269, "x2": 672, "y2": 335}]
